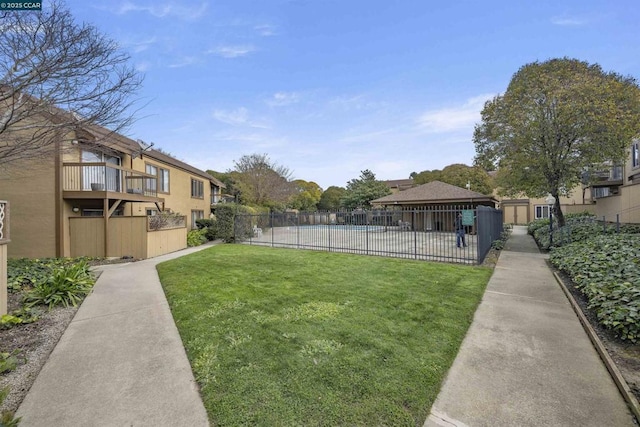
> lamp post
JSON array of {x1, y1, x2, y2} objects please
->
[{"x1": 545, "y1": 194, "x2": 555, "y2": 248}]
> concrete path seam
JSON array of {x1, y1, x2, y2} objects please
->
[{"x1": 485, "y1": 289, "x2": 570, "y2": 306}]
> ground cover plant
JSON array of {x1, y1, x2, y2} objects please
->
[
  {"x1": 550, "y1": 234, "x2": 640, "y2": 343},
  {"x1": 1, "y1": 257, "x2": 98, "y2": 416},
  {"x1": 157, "y1": 245, "x2": 492, "y2": 426}
]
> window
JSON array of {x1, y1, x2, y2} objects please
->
[
  {"x1": 611, "y1": 165, "x2": 623, "y2": 180},
  {"x1": 534, "y1": 205, "x2": 550, "y2": 220},
  {"x1": 593, "y1": 187, "x2": 610, "y2": 199},
  {"x1": 145, "y1": 164, "x2": 170, "y2": 193},
  {"x1": 211, "y1": 186, "x2": 220, "y2": 204},
  {"x1": 145, "y1": 164, "x2": 157, "y2": 192},
  {"x1": 81, "y1": 150, "x2": 121, "y2": 191},
  {"x1": 191, "y1": 178, "x2": 204, "y2": 198},
  {"x1": 146, "y1": 209, "x2": 158, "y2": 216},
  {"x1": 191, "y1": 210, "x2": 204, "y2": 229},
  {"x1": 633, "y1": 142, "x2": 639, "y2": 168},
  {"x1": 159, "y1": 168, "x2": 170, "y2": 193}
]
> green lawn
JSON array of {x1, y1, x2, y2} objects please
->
[{"x1": 157, "y1": 245, "x2": 492, "y2": 426}]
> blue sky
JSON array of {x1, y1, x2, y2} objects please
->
[{"x1": 65, "y1": 0, "x2": 640, "y2": 190}]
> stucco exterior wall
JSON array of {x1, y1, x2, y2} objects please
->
[
  {"x1": 593, "y1": 183, "x2": 640, "y2": 224},
  {"x1": 0, "y1": 158, "x2": 58, "y2": 258},
  {"x1": 132, "y1": 155, "x2": 211, "y2": 229}
]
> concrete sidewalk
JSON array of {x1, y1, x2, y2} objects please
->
[
  {"x1": 16, "y1": 242, "x2": 218, "y2": 427},
  {"x1": 425, "y1": 226, "x2": 635, "y2": 427}
]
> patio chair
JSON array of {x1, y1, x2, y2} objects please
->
[{"x1": 253, "y1": 225, "x2": 262, "y2": 237}]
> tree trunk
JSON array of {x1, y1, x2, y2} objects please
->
[{"x1": 553, "y1": 196, "x2": 565, "y2": 227}]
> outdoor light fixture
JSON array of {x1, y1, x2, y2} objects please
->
[
  {"x1": 545, "y1": 194, "x2": 555, "y2": 246},
  {"x1": 72, "y1": 207, "x2": 80, "y2": 213}
]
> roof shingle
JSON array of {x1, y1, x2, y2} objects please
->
[{"x1": 372, "y1": 180, "x2": 492, "y2": 204}]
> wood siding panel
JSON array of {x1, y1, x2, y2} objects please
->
[
  {"x1": 108, "y1": 217, "x2": 147, "y2": 259},
  {"x1": 70, "y1": 218, "x2": 105, "y2": 257},
  {"x1": 0, "y1": 158, "x2": 57, "y2": 258},
  {"x1": 146, "y1": 227, "x2": 187, "y2": 258}
]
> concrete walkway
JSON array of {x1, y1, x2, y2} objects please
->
[
  {"x1": 425, "y1": 226, "x2": 636, "y2": 427},
  {"x1": 16, "y1": 242, "x2": 218, "y2": 427}
]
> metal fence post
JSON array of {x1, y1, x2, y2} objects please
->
[{"x1": 413, "y1": 209, "x2": 417, "y2": 259}]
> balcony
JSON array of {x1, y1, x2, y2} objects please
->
[{"x1": 62, "y1": 163, "x2": 164, "y2": 203}]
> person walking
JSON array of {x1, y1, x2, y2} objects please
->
[{"x1": 455, "y1": 212, "x2": 467, "y2": 248}]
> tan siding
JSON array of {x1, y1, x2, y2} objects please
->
[
  {"x1": 70, "y1": 218, "x2": 105, "y2": 257},
  {"x1": 132, "y1": 156, "x2": 211, "y2": 228},
  {"x1": 0, "y1": 159, "x2": 58, "y2": 258},
  {"x1": 146, "y1": 227, "x2": 187, "y2": 258},
  {"x1": 593, "y1": 183, "x2": 640, "y2": 223},
  {"x1": 0, "y1": 244, "x2": 6, "y2": 315},
  {"x1": 107, "y1": 217, "x2": 147, "y2": 259},
  {"x1": 503, "y1": 204, "x2": 529, "y2": 225}
]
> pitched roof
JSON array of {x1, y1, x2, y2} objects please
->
[
  {"x1": 144, "y1": 149, "x2": 225, "y2": 188},
  {"x1": 372, "y1": 180, "x2": 493, "y2": 204},
  {"x1": 383, "y1": 178, "x2": 415, "y2": 190}
]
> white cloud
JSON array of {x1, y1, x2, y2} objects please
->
[
  {"x1": 267, "y1": 92, "x2": 300, "y2": 107},
  {"x1": 168, "y1": 56, "x2": 199, "y2": 68},
  {"x1": 206, "y1": 45, "x2": 255, "y2": 58},
  {"x1": 135, "y1": 61, "x2": 152, "y2": 72},
  {"x1": 212, "y1": 108, "x2": 269, "y2": 129},
  {"x1": 417, "y1": 94, "x2": 495, "y2": 133},
  {"x1": 254, "y1": 24, "x2": 277, "y2": 37},
  {"x1": 116, "y1": 1, "x2": 208, "y2": 20},
  {"x1": 550, "y1": 16, "x2": 588, "y2": 26},
  {"x1": 124, "y1": 36, "x2": 157, "y2": 53}
]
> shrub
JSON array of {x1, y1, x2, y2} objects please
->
[
  {"x1": 8, "y1": 257, "x2": 93, "y2": 293},
  {"x1": 195, "y1": 218, "x2": 214, "y2": 230},
  {"x1": 527, "y1": 218, "x2": 549, "y2": 236},
  {"x1": 187, "y1": 229, "x2": 208, "y2": 247},
  {"x1": 491, "y1": 226, "x2": 512, "y2": 250},
  {"x1": 550, "y1": 234, "x2": 640, "y2": 342},
  {"x1": 0, "y1": 307, "x2": 41, "y2": 330},
  {"x1": 25, "y1": 260, "x2": 95, "y2": 309}
]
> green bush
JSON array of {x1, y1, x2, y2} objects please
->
[
  {"x1": 195, "y1": 218, "x2": 214, "y2": 230},
  {"x1": 187, "y1": 229, "x2": 208, "y2": 247},
  {"x1": 25, "y1": 260, "x2": 95, "y2": 309},
  {"x1": 7, "y1": 257, "x2": 93, "y2": 293},
  {"x1": 550, "y1": 234, "x2": 640, "y2": 342},
  {"x1": 527, "y1": 218, "x2": 550, "y2": 236},
  {"x1": 0, "y1": 307, "x2": 40, "y2": 330}
]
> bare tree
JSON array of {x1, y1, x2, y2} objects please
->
[{"x1": 0, "y1": 1, "x2": 143, "y2": 167}]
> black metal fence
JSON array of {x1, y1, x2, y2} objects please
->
[{"x1": 234, "y1": 206, "x2": 503, "y2": 264}]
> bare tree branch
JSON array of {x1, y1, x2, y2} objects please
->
[{"x1": 0, "y1": 1, "x2": 143, "y2": 167}]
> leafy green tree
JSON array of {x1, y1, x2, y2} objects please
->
[
  {"x1": 474, "y1": 58, "x2": 640, "y2": 226},
  {"x1": 341, "y1": 170, "x2": 391, "y2": 209},
  {"x1": 412, "y1": 169, "x2": 442, "y2": 185},
  {"x1": 411, "y1": 165, "x2": 494, "y2": 195},
  {"x1": 318, "y1": 186, "x2": 346, "y2": 210},
  {"x1": 440, "y1": 164, "x2": 494, "y2": 195},
  {"x1": 289, "y1": 180, "x2": 322, "y2": 211}
]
